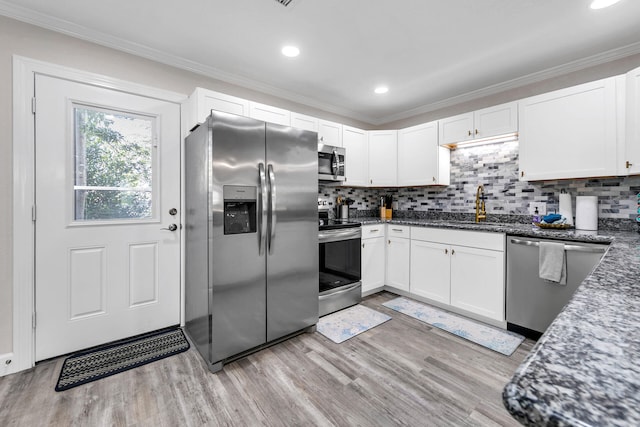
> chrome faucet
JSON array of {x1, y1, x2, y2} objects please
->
[{"x1": 475, "y1": 185, "x2": 487, "y2": 223}]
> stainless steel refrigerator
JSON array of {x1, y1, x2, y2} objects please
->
[{"x1": 184, "y1": 111, "x2": 319, "y2": 372}]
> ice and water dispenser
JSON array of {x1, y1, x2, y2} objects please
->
[{"x1": 223, "y1": 185, "x2": 257, "y2": 235}]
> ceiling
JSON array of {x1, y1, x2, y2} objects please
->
[{"x1": 2, "y1": 0, "x2": 640, "y2": 125}]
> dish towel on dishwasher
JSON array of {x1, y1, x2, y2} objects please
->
[{"x1": 539, "y1": 241, "x2": 567, "y2": 285}]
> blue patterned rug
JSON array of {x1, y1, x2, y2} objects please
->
[
  {"x1": 382, "y1": 297, "x2": 524, "y2": 356},
  {"x1": 317, "y1": 305, "x2": 391, "y2": 344}
]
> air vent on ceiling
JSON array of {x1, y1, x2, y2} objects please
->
[{"x1": 274, "y1": 0, "x2": 294, "y2": 6}]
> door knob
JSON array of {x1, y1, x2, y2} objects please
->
[{"x1": 161, "y1": 224, "x2": 178, "y2": 231}]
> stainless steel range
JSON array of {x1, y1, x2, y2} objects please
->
[{"x1": 318, "y1": 214, "x2": 362, "y2": 316}]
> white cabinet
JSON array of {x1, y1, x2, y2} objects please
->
[
  {"x1": 342, "y1": 125, "x2": 368, "y2": 186},
  {"x1": 439, "y1": 113, "x2": 474, "y2": 145},
  {"x1": 439, "y1": 102, "x2": 517, "y2": 145},
  {"x1": 185, "y1": 88, "x2": 250, "y2": 133},
  {"x1": 249, "y1": 101, "x2": 291, "y2": 126},
  {"x1": 368, "y1": 130, "x2": 398, "y2": 187},
  {"x1": 409, "y1": 227, "x2": 505, "y2": 322},
  {"x1": 449, "y1": 245, "x2": 505, "y2": 322},
  {"x1": 398, "y1": 121, "x2": 450, "y2": 186},
  {"x1": 318, "y1": 119, "x2": 343, "y2": 147},
  {"x1": 625, "y1": 66, "x2": 640, "y2": 176},
  {"x1": 290, "y1": 112, "x2": 318, "y2": 132},
  {"x1": 385, "y1": 225, "x2": 410, "y2": 291},
  {"x1": 361, "y1": 225, "x2": 385, "y2": 295},
  {"x1": 410, "y1": 240, "x2": 450, "y2": 303},
  {"x1": 518, "y1": 77, "x2": 619, "y2": 181}
]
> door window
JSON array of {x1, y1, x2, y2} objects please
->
[{"x1": 73, "y1": 105, "x2": 156, "y2": 221}]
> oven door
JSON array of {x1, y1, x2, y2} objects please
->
[
  {"x1": 319, "y1": 227, "x2": 362, "y2": 316},
  {"x1": 319, "y1": 228, "x2": 361, "y2": 292},
  {"x1": 318, "y1": 144, "x2": 345, "y2": 182}
]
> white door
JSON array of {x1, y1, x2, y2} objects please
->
[{"x1": 34, "y1": 74, "x2": 181, "y2": 361}]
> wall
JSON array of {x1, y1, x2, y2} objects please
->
[
  {"x1": 321, "y1": 141, "x2": 640, "y2": 226},
  {"x1": 0, "y1": 15, "x2": 369, "y2": 356}
]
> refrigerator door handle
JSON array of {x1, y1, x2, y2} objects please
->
[
  {"x1": 258, "y1": 163, "x2": 268, "y2": 255},
  {"x1": 267, "y1": 163, "x2": 277, "y2": 254}
]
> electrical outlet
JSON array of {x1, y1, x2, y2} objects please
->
[{"x1": 529, "y1": 202, "x2": 547, "y2": 215}]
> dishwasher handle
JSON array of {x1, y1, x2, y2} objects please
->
[{"x1": 509, "y1": 238, "x2": 607, "y2": 253}]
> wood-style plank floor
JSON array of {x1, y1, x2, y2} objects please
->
[{"x1": 0, "y1": 292, "x2": 534, "y2": 426}]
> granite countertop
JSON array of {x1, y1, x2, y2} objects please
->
[{"x1": 357, "y1": 217, "x2": 640, "y2": 426}]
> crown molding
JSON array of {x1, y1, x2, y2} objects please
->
[
  {"x1": 378, "y1": 41, "x2": 640, "y2": 125},
  {"x1": 2, "y1": 0, "x2": 640, "y2": 127}
]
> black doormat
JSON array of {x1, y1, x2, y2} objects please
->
[{"x1": 55, "y1": 327, "x2": 190, "y2": 391}]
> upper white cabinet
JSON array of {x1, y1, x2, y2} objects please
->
[
  {"x1": 624, "y1": 66, "x2": 640, "y2": 176},
  {"x1": 290, "y1": 112, "x2": 318, "y2": 132},
  {"x1": 518, "y1": 77, "x2": 620, "y2": 181},
  {"x1": 318, "y1": 120, "x2": 343, "y2": 147},
  {"x1": 398, "y1": 121, "x2": 450, "y2": 186},
  {"x1": 368, "y1": 130, "x2": 398, "y2": 187},
  {"x1": 439, "y1": 101, "x2": 518, "y2": 145},
  {"x1": 249, "y1": 101, "x2": 291, "y2": 126},
  {"x1": 185, "y1": 88, "x2": 250, "y2": 133},
  {"x1": 342, "y1": 125, "x2": 368, "y2": 186}
]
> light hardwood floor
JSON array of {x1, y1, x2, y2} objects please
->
[{"x1": 0, "y1": 292, "x2": 534, "y2": 426}]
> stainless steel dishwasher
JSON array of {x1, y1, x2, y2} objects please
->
[{"x1": 506, "y1": 236, "x2": 608, "y2": 339}]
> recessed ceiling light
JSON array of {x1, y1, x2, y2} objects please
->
[
  {"x1": 374, "y1": 86, "x2": 389, "y2": 94},
  {"x1": 590, "y1": 0, "x2": 622, "y2": 9},
  {"x1": 281, "y1": 46, "x2": 300, "y2": 58}
]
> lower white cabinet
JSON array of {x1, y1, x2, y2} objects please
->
[
  {"x1": 410, "y1": 240, "x2": 450, "y2": 303},
  {"x1": 361, "y1": 225, "x2": 385, "y2": 294},
  {"x1": 385, "y1": 225, "x2": 410, "y2": 291},
  {"x1": 449, "y1": 245, "x2": 505, "y2": 322},
  {"x1": 409, "y1": 227, "x2": 505, "y2": 322}
]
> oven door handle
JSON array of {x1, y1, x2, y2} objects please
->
[
  {"x1": 319, "y1": 228, "x2": 361, "y2": 243},
  {"x1": 319, "y1": 283, "x2": 361, "y2": 300}
]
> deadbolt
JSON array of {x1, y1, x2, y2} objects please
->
[{"x1": 169, "y1": 208, "x2": 178, "y2": 215}]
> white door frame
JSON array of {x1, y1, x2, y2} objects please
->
[{"x1": 10, "y1": 55, "x2": 187, "y2": 375}]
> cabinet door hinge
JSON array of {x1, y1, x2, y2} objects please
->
[
  {"x1": 32, "y1": 312, "x2": 36, "y2": 329},
  {"x1": 31, "y1": 97, "x2": 36, "y2": 115},
  {"x1": 32, "y1": 205, "x2": 36, "y2": 222}
]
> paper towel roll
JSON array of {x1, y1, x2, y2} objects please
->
[
  {"x1": 559, "y1": 193, "x2": 574, "y2": 225},
  {"x1": 575, "y1": 196, "x2": 598, "y2": 231}
]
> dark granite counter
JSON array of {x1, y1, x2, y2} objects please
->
[{"x1": 357, "y1": 217, "x2": 640, "y2": 426}]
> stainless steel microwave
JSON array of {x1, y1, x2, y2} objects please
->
[{"x1": 318, "y1": 143, "x2": 345, "y2": 182}]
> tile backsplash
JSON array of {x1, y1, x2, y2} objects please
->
[{"x1": 319, "y1": 140, "x2": 640, "y2": 225}]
